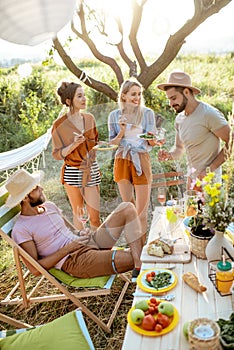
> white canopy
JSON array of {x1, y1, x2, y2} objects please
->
[{"x1": 0, "y1": 0, "x2": 77, "y2": 45}]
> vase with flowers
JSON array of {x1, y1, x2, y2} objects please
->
[{"x1": 195, "y1": 172, "x2": 234, "y2": 262}]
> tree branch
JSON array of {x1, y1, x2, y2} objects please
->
[
  {"x1": 71, "y1": 2, "x2": 124, "y2": 85},
  {"x1": 53, "y1": 0, "x2": 232, "y2": 100},
  {"x1": 52, "y1": 37, "x2": 118, "y2": 101},
  {"x1": 138, "y1": 0, "x2": 232, "y2": 88},
  {"x1": 129, "y1": 0, "x2": 147, "y2": 71}
]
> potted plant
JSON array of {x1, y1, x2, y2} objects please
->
[{"x1": 185, "y1": 198, "x2": 214, "y2": 259}]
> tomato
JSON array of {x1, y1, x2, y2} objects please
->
[
  {"x1": 141, "y1": 314, "x2": 156, "y2": 331},
  {"x1": 157, "y1": 313, "x2": 170, "y2": 328},
  {"x1": 150, "y1": 297, "x2": 157, "y2": 304},
  {"x1": 150, "y1": 271, "x2": 156, "y2": 277},
  {"x1": 148, "y1": 306, "x2": 155, "y2": 314},
  {"x1": 149, "y1": 302, "x2": 156, "y2": 308},
  {"x1": 155, "y1": 323, "x2": 163, "y2": 333}
]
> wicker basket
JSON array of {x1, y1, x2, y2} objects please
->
[
  {"x1": 188, "y1": 318, "x2": 221, "y2": 350},
  {"x1": 189, "y1": 231, "x2": 212, "y2": 259}
]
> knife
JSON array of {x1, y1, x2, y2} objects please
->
[{"x1": 132, "y1": 292, "x2": 153, "y2": 297}]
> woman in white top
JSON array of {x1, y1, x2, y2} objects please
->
[{"x1": 108, "y1": 79, "x2": 158, "y2": 244}]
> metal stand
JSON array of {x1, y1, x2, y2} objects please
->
[{"x1": 208, "y1": 246, "x2": 233, "y2": 297}]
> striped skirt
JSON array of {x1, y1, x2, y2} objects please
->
[{"x1": 63, "y1": 161, "x2": 101, "y2": 187}]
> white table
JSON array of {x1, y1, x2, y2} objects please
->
[{"x1": 122, "y1": 208, "x2": 233, "y2": 350}]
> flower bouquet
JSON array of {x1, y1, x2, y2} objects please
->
[
  {"x1": 194, "y1": 171, "x2": 234, "y2": 261},
  {"x1": 195, "y1": 172, "x2": 234, "y2": 234}
]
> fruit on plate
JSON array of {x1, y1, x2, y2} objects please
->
[
  {"x1": 130, "y1": 309, "x2": 145, "y2": 325},
  {"x1": 157, "y1": 313, "x2": 170, "y2": 328},
  {"x1": 141, "y1": 314, "x2": 156, "y2": 331},
  {"x1": 155, "y1": 323, "x2": 163, "y2": 333},
  {"x1": 158, "y1": 301, "x2": 174, "y2": 317},
  {"x1": 183, "y1": 321, "x2": 191, "y2": 340},
  {"x1": 128, "y1": 298, "x2": 179, "y2": 335},
  {"x1": 134, "y1": 299, "x2": 149, "y2": 311}
]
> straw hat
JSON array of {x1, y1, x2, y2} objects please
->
[
  {"x1": 157, "y1": 71, "x2": 201, "y2": 95},
  {"x1": 5, "y1": 169, "x2": 44, "y2": 208}
]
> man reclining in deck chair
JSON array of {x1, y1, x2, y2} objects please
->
[{"x1": 5, "y1": 169, "x2": 143, "y2": 280}]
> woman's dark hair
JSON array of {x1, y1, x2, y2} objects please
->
[{"x1": 57, "y1": 82, "x2": 81, "y2": 107}]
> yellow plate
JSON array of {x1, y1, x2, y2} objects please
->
[
  {"x1": 93, "y1": 143, "x2": 118, "y2": 151},
  {"x1": 127, "y1": 300, "x2": 179, "y2": 336},
  {"x1": 137, "y1": 268, "x2": 178, "y2": 294}
]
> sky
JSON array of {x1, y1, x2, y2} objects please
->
[{"x1": 0, "y1": 0, "x2": 234, "y2": 64}]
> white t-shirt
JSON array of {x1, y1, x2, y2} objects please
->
[{"x1": 175, "y1": 101, "x2": 228, "y2": 178}]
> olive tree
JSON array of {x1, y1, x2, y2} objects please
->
[{"x1": 53, "y1": 0, "x2": 232, "y2": 101}]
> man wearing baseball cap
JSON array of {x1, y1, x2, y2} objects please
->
[
  {"x1": 157, "y1": 70, "x2": 233, "y2": 186},
  {"x1": 5, "y1": 169, "x2": 143, "y2": 280}
]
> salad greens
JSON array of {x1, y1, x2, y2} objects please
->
[{"x1": 146, "y1": 272, "x2": 172, "y2": 290}]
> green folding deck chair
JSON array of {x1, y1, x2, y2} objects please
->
[{"x1": 0, "y1": 182, "x2": 130, "y2": 333}]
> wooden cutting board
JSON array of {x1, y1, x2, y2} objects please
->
[{"x1": 140, "y1": 242, "x2": 191, "y2": 263}]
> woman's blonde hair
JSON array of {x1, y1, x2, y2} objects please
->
[{"x1": 118, "y1": 79, "x2": 145, "y2": 125}]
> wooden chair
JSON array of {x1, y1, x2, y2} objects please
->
[
  {"x1": 0, "y1": 183, "x2": 130, "y2": 333},
  {"x1": 150, "y1": 171, "x2": 186, "y2": 209},
  {"x1": 0, "y1": 313, "x2": 32, "y2": 329}
]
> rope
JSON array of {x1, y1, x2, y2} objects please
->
[{"x1": 79, "y1": 71, "x2": 92, "y2": 84}]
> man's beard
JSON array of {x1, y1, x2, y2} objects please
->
[
  {"x1": 29, "y1": 195, "x2": 45, "y2": 207},
  {"x1": 173, "y1": 95, "x2": 188, "y2": 113}
]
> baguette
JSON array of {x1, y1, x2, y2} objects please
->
[{"x1": 182, "y1": 272, "x2": 207, "y2": 293}]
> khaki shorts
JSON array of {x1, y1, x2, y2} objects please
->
[
  {"x1": 61, "y1": 244, "x2": 115, "y2": 278},
  {"x1": 114, "y1": 153, "x2": 152, "y2": 185}
]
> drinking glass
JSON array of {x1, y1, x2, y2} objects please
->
[
  {"x1": 77, "y1": 206, "x2": 89, "y2": 227},
  {"x1": 185, "y1": 190, "x2": 199, "y2": 217},
  {"x1": 157, "y1": 187, "x2": 166, "y2": 210},
  {"x1": 156, "y1": 128, "x2": 166, "y2": 149}
]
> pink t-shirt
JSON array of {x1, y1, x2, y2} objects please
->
[{"x1": 12, "y1": 201, "x2": 77, "y2": 269}]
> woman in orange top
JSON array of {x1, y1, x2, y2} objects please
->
[{"x1": 52, "y1": 82, "x2": 101, "y2": 230}]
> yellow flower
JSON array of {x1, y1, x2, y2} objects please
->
[
  {"x1": 210, "y1": 187, "x2": 220, "y2": 197},
  {"x1": 203, "y1": 172, "x2": 215, "y2": 182},
  {"x1": 222, "y1": 174, "x2": 229, "y2": 181},
  {"x1": 195, "y1": 179, "x2": 202, "y2": 187}
]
